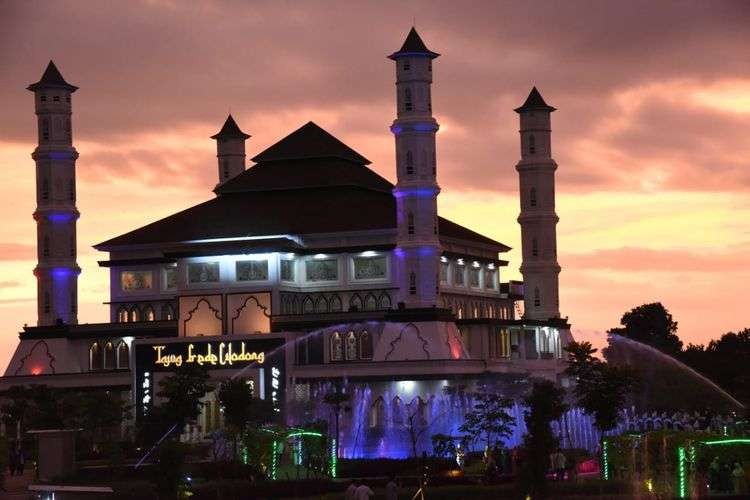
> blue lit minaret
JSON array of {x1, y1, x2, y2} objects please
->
[
  {"x1": 27, "y1": 61, "x2": 81, "y2": 325},
  {"x1": 389, "y1": 28, "x2": 441, "y2": 308}
]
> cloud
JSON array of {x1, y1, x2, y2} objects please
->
[
  {"x1": 0, "y1": 244, "x2": 35, "y2": 261},
  {"x1": 565, "y1": 245, "x2": 750, "y2": 273}
]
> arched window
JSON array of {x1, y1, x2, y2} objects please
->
[
  {"x1": 103, "y1": 341, "x2": 116, "y2": 369},
  {"x1": 534, "y1": 287, "x2": 541, "y2": 307},
  {"x1": 403, "y1": 60, "x2": 410, "y2": 71},
  {"x1": 345, "y1": 331, "x2": 357, "y2": 360},
  {"x1": 359, "y1": 330, "x2": 373, "y2": 360},
  {"x1": 409, "y1": 397, "x2": 427, "y2": 426},
  {"x1": 117, "y1": 306, "x2": 128, "y2": 323},
  {"x1": 392, "y1": 397, "x2": 404, "y2": 427},
  {"x1": 42, "y1": 178, "x2": 49, "y2": 201},
  {"x1": 364, "y1": 294, "x2": 377, "y2": 311},
  {"x1": 378, "y1": 293, "x2": 392, "y2": 310},
  {"x1": 369, "y1": 397, "x2": 385, "y2": 428},
  {"x1": 407, "y1": 212, "x2": 415, "y2": 235},
  {"x1": 315, "y1": 296, "x2": 328, "y2": 313},
  {"x1": 405, "y1": 151, "x2": 414, "y2": 175},
  {"x1": 457, "y1": 305, "x2": 464, "y2": 320},
  {"x1": 330, "y1": 331, "x2": 343, "y2": 361},
  {"x1": 143, "y1": 305, "x2": 155, "y2": 321},
  {"x1": 532, "y1": 238, "x2": 539, "y2": 257},
  {"x1": 42, "y1": 118, "x2": 50, "y2": 141},
  {"x1": 302, "y1": 296, "x2": 315, "y2": 314},
  {"x1": 129, "y1": 306, "x2": 140, "y2": 322},
  {"x1": 404, "y1": 87, "x2": 413, "y2": 111},
  {"x1": 409, "y1": 272, "x2": 417, "y2": 295},
  {"x1": 43, "y1": 236, "x2": 50, "y2": 257},
  {"x1": 529, "y1": 134, "x2": 536, "y2": 154},
  {"x1": 329, "y1": 295, "x2": 342, "y2": 312},
  {"x1": 161, "y1": 303, "x2": 174, "y2": 320},
  {"x1": 89, "y1": 342, "x2": 102, "y2": 371},
  {"x1": 117, "y1": 341, "x2": 129, "y2": 369},
  {"x1": 349, "y1": 294, "x2": 362, "y2": 312},
  {"x1": 530, "y1": 187, "x2": 537, "y2": 207}
]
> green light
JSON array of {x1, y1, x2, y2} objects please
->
[
  {"x1": 287, "y1": 431, "x2": 324, "y2": 439},
  {"x1": 701, "y1": 438, "x2": 750, "y2": 446},
  {"x1": 601, "y1": 440, "x2": 609, "y2": 481},
  {"x1": 677, "y1": 446, "x2": 687, "y2": 498},
  {"x1": 330, "y1": 437, "x2": 337, "y2": 478},
  {"x1": 271, "y1": 440, "x2": 279, "y2": 480}
]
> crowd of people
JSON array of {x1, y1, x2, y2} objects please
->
[{"x1": 344, "y1": 476, "x2": 400, "y2": 500}]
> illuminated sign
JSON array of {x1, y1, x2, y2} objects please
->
[
  {"x1": 133, "y1": 336, "x2": 286, "y2": 420},
  {"x1": 152, "y1": 342, "x2": 266, "y2": 367}
]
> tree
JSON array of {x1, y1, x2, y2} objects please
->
[
  {"x1": 459, "y1": 392, "x2": 514, "y2": 451},
  {"x1": 323, "y1": 389, "x2": 350, "y2": 461},
  {"x1": 680, "y1": 328, "x2": 750, "y2": 406},
  {"x1": 157, "y1": 363, "x2": 211, "y2": 434},
  {"x1": 565, "y1": 341, "x2": 637, "y2": 433},
  {"x1": 431, "y1": 433, "x2": 456, "y2": 459},
  {"x1": 520, "y1": 380, "x2": 568, "y2": 499},
  {"x1": 0, "y1": 386, "x2": 31, "y2": 439},
  {"x1": 606, "y1": 302, "x2": 682, "y2": 356},
  {"x1": 218, "y1": 377, "x2": 275, "y2": 462}
]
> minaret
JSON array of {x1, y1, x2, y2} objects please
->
[
  {"x1": 515, "y1": 87, "x2": 561, "y2": 320},
  {"x1": 211, "y1": 114, "x2": 250, "y2": 186},
  {"x1": 389, "y1": 28, "x2": 441, "y2": 308},
  {"x1": 27, "y1": 61, "x2": 81, "y2": 326}
]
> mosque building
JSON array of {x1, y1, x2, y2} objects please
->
[{"x1": 1, "y1": 28, "x2": 573, "y2": 457}]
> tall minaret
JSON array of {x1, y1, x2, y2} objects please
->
[
  {"x1": 211, "y1": 114, "x2": 250, "y2": 186},
  {"x1": 515, "y1": 87, "x2": 561, "y2": 320},
  {"x1": 27, "y1": 61, "x2": 81, "y2": 325},
  {"x1": 389, "y1": 28, "x2": 441, "y2": 308}
]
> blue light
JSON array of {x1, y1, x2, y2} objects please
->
[
  {"x1": 390, "y1": 122, "x2": 438, "y2": 136},
  {"x1": 48, "y1": 213, "x2": 74, "y2": 223},
  {"x1": 51, "y1": 267, "x2": 76, "y2": 278},
  {"x1": 48, "y1": 152, "x2": 73, "y2": 160},
  {"x1": 393, "y1": 187, "x2": 438, "y2": 199}
]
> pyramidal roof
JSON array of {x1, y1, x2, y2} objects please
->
[
  {"x1": 514, "y1": 87, "x2": 555, "y2": 113},
  {"x1": 251, "y1": 121, "x2": 371, "y2": 164},
  {"x1": 388, "y1": 27, "x2": 440, "y2": 59},
  {"x1": 211, "y1": 114, "x2": 250, "y2": 140},
  {"x1": 27, "y1": 60, "x2": 78, "y2": 92}
]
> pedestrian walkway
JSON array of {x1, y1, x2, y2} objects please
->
[{"x1": 1, "y1": 469, "x2": 34, "y2": 499}]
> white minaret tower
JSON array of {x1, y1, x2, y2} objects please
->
[
  {"x1": 515, "y1": 87, "x2": 561, "y2": 320},
  {"x1": 389, "y1": 28, "x2": 441, "y2": 308},
  {"x1": 211, "y1": 114, "x2": 250, "y2": 186},
  {"x1": 27, "y1": 61, "x2": 81, "y2": 325}
]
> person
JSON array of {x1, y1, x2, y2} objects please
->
[
  {"x1": 8, "y1": 442, "x2": 17, "y2": 477},
  {"x1": 455, "y1": 444, "x2": 465, "y2": 470},
  {"x1": 345, "y1": 479, "x2": 359, "y2": 500},
  {"x1": 555, "y1": 449, "x2": 567, "y2": 481},
  {"x1": 354, "y1": 479, "x2": 374, "y2": 500},
  {"x1": 385, "y1": 476, "x2": 398, "y2": 500},
  {"x1": 16, "y1": 444, "x2": 24, "y2": 476},
  {"x1": 732, "y1": 461, "x2": 747, "y2": 495}
]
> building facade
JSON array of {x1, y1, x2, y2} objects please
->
[{"x1": 2, "y1": 29, "x2": 574, "y2": 457}]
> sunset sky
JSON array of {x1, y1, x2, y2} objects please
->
[{"x1": 0, "y1": 1, "x2": 748, "y2": 371}]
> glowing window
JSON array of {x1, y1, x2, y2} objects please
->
[
  {"x1": 161, "y1": 303, "x2": 174, "y2": 321},
  {"x1": 103, "y1": 342, "x2": 115, "y2": 369},
  {"x1": 330, "y1": 331, "x2": 343, "y2": 361},
  {"x1": 121, "y1": 271, "x2": 153, "y2": 291},
  {"x1": 117, "y1": 341, "x2": 130, "y2": 369},
  {"x1": 345, "y1": 331, "x2": 357, "y2": 360},
  {"x1": 129, "y1": 306, "x2": 140, "y2": 322},
  {"x1": 89, "y1": 342, "x2": 102, "y2": 371},
  {"x1": 143, "y1": 305, "x2": 155, "y2": 321},
  {"x1": 117, "y1": 307, "x2": 128, "y2": 323}
]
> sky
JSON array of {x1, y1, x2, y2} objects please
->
[{"x1": 0, "y1": 0, "x2": 749, "y2": 371}]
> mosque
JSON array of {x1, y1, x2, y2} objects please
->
[{"x1": 1, "y1": 28, "x2": 573, "y2": 457}]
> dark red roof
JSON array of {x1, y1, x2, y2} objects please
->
[
  {"x1": 211, "y1": 114, "x2": 250, "y2": 140},
  {"x1": 97, "y1": 122, "x2": 509, "y2": 252},
  {"x1": 251, "y1": 121, "x2": 370, "y2": 164},
  {"x1": 388, "y1": 27, "x2": 440, "y2": 60},
  {"x1": 27, "y1": 61, "x2": 78, "y2": 92},
  {"x1": 514, "y1": 87, "x2": 555, "y2": 113}
]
